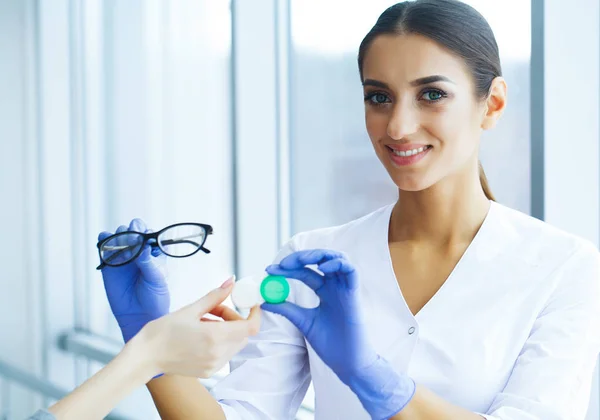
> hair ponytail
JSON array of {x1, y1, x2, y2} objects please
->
[{"x1": 478, "y1": 160, "x2": 495, "y2": 201}]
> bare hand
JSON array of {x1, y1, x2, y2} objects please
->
[{"x1": 136, "y1": 278, "x2": 261, "y2": 378}]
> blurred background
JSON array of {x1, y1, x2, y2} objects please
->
[{"x1": 0, "y1": 0, "x2": 598, "y2": 418}]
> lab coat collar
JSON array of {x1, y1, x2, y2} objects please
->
[{"x1": 354, "y1": 200, "x2": 516, "y2": 343}]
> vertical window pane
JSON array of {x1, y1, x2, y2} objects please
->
[
  {"x1": 80, "y1": 2, "x2": 233, "y2": 416},
  {"x1": 87, "y1": 0, "x2": 233, "y2": 338}
]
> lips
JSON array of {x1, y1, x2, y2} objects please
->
[{"x1": 386, "y1": 144, "x2": 432, "y2": 166}]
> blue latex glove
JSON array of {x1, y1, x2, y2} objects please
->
[
  {"x1": 99, "y1": 219, "x2": 170, "y2": 343},
  {"x1": 262, "y1": 249, "x2": 416, "y2": 419}
]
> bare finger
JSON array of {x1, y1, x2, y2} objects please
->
[
  {"x1": 209, "y1": 305, "x2": 244, "y2": 322},
  {"x1": 219, "y1": 308, "x2": 262, "y2": 337},
  {"x1": 200, "y1": 317, "x2": 221, "y2": 323},
  {"x1": 246, "y1": 305, "x2": 262, "y2": 335}
]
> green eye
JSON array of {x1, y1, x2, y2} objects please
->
[
  {"x1": 365, "y1": 92, "x2": 391, "y2": 105},
  {"x1": 374, "y1": 94, "x2": 388, "y2": 103},
  {"x1": 422, "y1": 89, "x2": 445, "y2": 102}
]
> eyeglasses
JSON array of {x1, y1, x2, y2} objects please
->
[{"x1": 96, "y1": 223, "x2": 213, "y2": 270}]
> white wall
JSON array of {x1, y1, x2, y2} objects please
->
[{"x1": 542, "y1": 0, "x2": 600, "y2": 418}]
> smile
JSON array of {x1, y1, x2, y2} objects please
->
[
  {"x1": 389, "y1": 145, "x2": 432, "y2": 157},
  {"x1": 386, "y1": 145, "x2": 432, "y2": 166}
]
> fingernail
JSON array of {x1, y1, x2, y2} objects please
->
[{"x1": 220, "y1": 276, "x2": 235, "y2": 289}]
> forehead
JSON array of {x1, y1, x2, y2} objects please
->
[{"x1": 362, "y1": 34, "x2": 472, "y2": 88}]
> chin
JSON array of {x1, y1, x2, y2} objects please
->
[
  {"x1": 393, "y1": 179, "x2": 429, "y2": 192},
  {"x1": 390, "y1": 173, "x2": 437, "y2": 193}
]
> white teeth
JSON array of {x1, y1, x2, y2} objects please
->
[{"x1": 392, "y1": 146, "x2": 428, "y2": 157}]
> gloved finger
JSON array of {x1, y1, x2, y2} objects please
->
[
  {"x1": 265, "y1": 265, "x2": 324, "y2": 291},
  {"x1": 145, "y1": 228, "x2": 164, "y2": 258},
  {"x1": 261, "y1": 302, "x2": 316, "y2": 336},
  {"x1": 111, "y1": 225, "x2": 136, "y2": 261},
  {"x1": 318, "y1": 258, "x2": 358, "y2": 290},
  {"x1": 98, "y1": 231, "x2": 112, "y2": 242},
  {"x1": 125, "y1": 236, "x2": 144, "y2": 261},
  {"x1": 135, "y1": 246, "x2": 167, "y2": 284},
  {"x1": 115, "y1": 225, "x2": 128, "y2": 247},
  {"x1": 127, "y1": 219, "x2": 146, "y2": 256},
  {"x1": 129, "y1": 218, "x2": 147, "y2": 233},
  {"x1": 279, "y1": 249, "x2": 347, "y2": 270},
  {"x1": 111, "y1": 220, "x2": 140, "y2": 265},
  {"x1": 135, "y1": 245, "x2": 152, "y2": 264}
]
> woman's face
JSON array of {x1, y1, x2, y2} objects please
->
[{"x1": 362, "y1": 33, "x2": 502, "y2": 192}]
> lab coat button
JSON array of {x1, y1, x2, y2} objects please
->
[{"x1": 408, "y1": 326, "x2": 416, "y2": 335}]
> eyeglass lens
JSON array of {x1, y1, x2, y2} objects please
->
[
  {"x1": 158, "y1": 224, "x2": 207, "y2": 257},
  {"x1": 100, "y1": 232, "x2": 145, "y2": 266}
]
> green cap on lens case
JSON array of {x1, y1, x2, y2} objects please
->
[{"x1": 231, "y1": 274, "x2": 290, "y2": 309}]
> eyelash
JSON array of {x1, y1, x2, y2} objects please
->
[{"x1": 364, "y1": 88, "x2": 448, "y2": 107}]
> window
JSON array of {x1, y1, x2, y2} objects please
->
[{"x1": 85, "y1": 2, "x2": 234, "y2": 416}]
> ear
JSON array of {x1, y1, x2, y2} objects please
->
[{"x1": 481, "y1": 77, "x2": 507, "y2": 130}]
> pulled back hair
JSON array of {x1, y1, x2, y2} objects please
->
[{"x1": 358, "y1": 0, "x2": 501, "y2": 200}]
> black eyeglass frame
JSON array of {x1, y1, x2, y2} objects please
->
[{"x1": 96, "y1": 222, "x2": 213, "y2": 270}]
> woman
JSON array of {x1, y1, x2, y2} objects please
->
[
  {"x1": 104, "y1": 1, "x2": 600, "y2": 419},
  {"x1": 27, "y1": 277, "x2": 261, "y2": 420}
]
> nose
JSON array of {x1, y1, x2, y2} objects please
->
[{"x1": 386, "y1": 102, "x2": 419, "y2": 140}]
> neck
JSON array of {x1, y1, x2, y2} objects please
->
[{"x1": 389, "y1": 167, "x2": 491, "y2": 245}]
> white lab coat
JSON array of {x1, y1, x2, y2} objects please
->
[{"x1": 211, "y1": 201, "x2": 600, "y2": 420}]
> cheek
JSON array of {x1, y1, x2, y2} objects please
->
[
  {"x1": 365, "y1": 110, "x2": 388, "y2": 140},
  {"x1": 365, "y1": 111, "x2": 391, "y2": 162},
  {"x1": 428, "y1": 104, "x2": 462, "y2": 133},
  {"x1": 427, "y1": 105, "x2": 480, "y2": 154}
]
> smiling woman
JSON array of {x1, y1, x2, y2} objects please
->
[
  {"x1": 199, "y1": 1, "x2": 598, "y2": 419},
  {"x1": 283, "y1": 0, "x2": 530, "y2": 416},
  {"x1": 358, "y1": 22, "x2": 506, "y2": 197},
  {"x1": 289, "y1": 0, "x2": 529, "y2": 234}
]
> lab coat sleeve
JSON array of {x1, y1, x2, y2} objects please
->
[
  {"x1": 482, "y1": 243, "x2": 600, "y2": 420},
  {"x1": 210, "y1": 237, "x2": 312, "y2": 420}
]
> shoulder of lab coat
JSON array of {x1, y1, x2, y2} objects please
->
[{"x1": 481, "y1": 203, "x2": 600, "y2": 419}]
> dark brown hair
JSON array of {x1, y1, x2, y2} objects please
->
[{"x1": 358, "y1": 0, "x2": 501, "y2": 200}]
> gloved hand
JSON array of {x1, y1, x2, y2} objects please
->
[
  {"x1": 99, "y1": 219, "x2": 170, "y2": 343},
  {"x1": 262, "y1": 249, "x2": 416, "y2": 419}
]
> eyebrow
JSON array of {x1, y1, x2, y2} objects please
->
[{"x1": 362, "y1": 75, "x2": 455, "y2": 89}]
